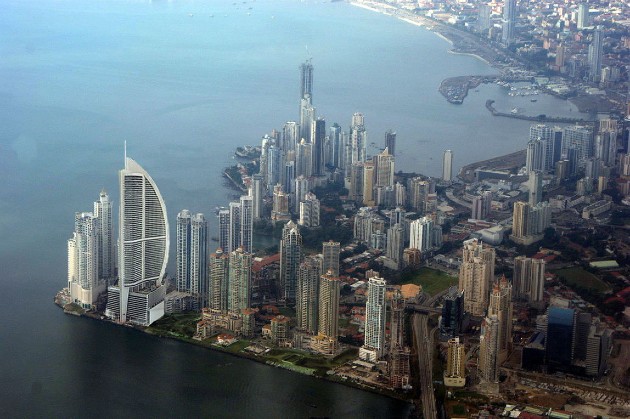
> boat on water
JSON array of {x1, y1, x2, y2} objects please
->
[{"x1": 531, "y1": 99, "x2": 537, "y2": 102}]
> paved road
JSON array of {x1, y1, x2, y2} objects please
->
[
  {"x1": 413, "y1": 313, "x2": 437, "y2": 419},
  {"x1": 445, "y1": 188, "x2": 472, "y2": 209}
]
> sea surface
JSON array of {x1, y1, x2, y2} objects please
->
[{"x1": 0, "y1": 0, "x2": 585, "y2": 417}]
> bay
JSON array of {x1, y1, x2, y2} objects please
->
[{"x1": 0, "y1": 0, "x2": 583, "y2": 417}]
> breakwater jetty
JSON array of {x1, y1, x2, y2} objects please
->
[{"x1": 485, "y1": 100, "x2": 595, "y2": 124}]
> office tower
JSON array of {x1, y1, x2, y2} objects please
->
[
  {"x1": 528, "y1": 171, "x2": 543, "y2": 206},
  {"x1": 409, "y1": 216, "x2": 434, "y2": 253},
  {"x1": 501, "y1": 0, "x2": 516, "y2": 46},
  {"x1": 386, "y1": 223, "x2": 405, "y2": 269},
  {"x1": 329, "y1": 123, "x2": 342, "y2": 168},
  {"x1": 362, "y1": 162, "x2": 375, "y2": 206},
  {"x1": 176, "y1": 211, "x2": 208, "y2": 305},
  {"x1": 408, "y1": 177, "x2": 431, "y2": 212},
  {"x1": 250, "y1": 173, "x2": 264, "y2": 221},
  {"x1": 311, "y1": 117, "x2": 326, "y2": 176},
  {"x1": 271, "y1": 184, "x2": 290, "y2": 221},
  {"x1": 577, "y1": 3, "x2": 590, "y2": 29},
  {"x1": 563, "y1": 125, "x2": 594, "y2": 166},
  {"x1": 471, "y1": 191, "x2": 492, "y2": 220},
  {"x1": 374, "y1": 147, "x2": 395, "y2": 188},
  {"x1": 478, "y1": 4, "x2": 492, "y2": 32},
  {"x1": 282, "y1": 121, "x2": 299, "y2": 153},
  {"x1": 458, "y1": 238, "x2": 495, "y2": 317},
  {"x1": 208, "y1": 248, "x2": 229, "y2": 311},
  {"x1": 513, "y1": 256, "x2": 545, "y2": 303},
  {"x1": 296, "y1": 139, "x2": 313, "y2": 178},
  {"x1": 316, "y1": 270, "x2": 340, "y2": 351},
  {"x1": 218, "y1": 208, "x2": 230, "y2": 253},
  {"x1": 283, "y1": 160, "x2": 295, "y2": 194},
  {"x1": 488, "y1": 276, "x2": 513, "y2": 363},
  {"x1": 266, "y1": 145, "x2": 285, "y2": 190},
  {"x1": 444, "y1": 337, "x2": 466, "y2": 387},
  {"x1": 349, "y1": 163, "x2": 364, "y2": 203},
  {"x1": 479, "y1": 314, "x2": 500, "y2": 383},
  {"x1": 300, "y1": 59, "x2": 313, "y2": 100},
  {"x1": 322, "y1": 241, "x2": 341, "y2": 277},
  {"x1": 299, "y1": 98, "x2": 315, "y2": 142},
  {"x1": 106, "y1": 157, "x2": 168, "y2": 326},
  {"x1": 294, "y1": 175, "x2": 310, "y2": 213},
  {"x1": 360, "y1": 277, "x2": 387, "y2": 362},
  {"x1": 227, "y1": 247, "x2": 251, "y2": 312},
  {"x1": 279, "y1": 221, "x2": 303, "y2": 301},
  {"x1": 395, "y1": 182, "x2": 406, "y2": 207},
  {"x1": 442, "y1": 150, "x2": 453, "y2": 182},
  {"x1": 575, "y1": 312, "x2": 592, "y2": 362},
  {"x1": 299, "y1": 192, "x2": 320, "y2": 227},
  {"x1": 589, "y1": 26, "x2": 603, "y2": 81},
  {"x1": 68, "y1": 212, "x2": 100, "y2": 307},
  {"x1": 350, "y1": 113, "x2": 367, "y2": 164},
  {"x1": 93, "y1": 190, "x2": 114, "y2": 280},
  {"x1": 586, "y1": 323, "x2": 612, "y2": 377},
  {"x1": 176, "y1": 210, "x2": 192, "y2": 293},
  {"x1": 259, "y1": 135, "x2": 273, "y2": 186},
  {"x1": 228, "y1": 201, "x2": 241, "y2": 253},
  {"x1": 296, "y1": 257, "x2": 321, "y2": 334},
  {"x1": 239, "y1": 195, "x2": 253, "y2": 253},
  {"x1": 546, "y1": 307, "x2": 576, "y2": 371},
  {"x1": 385, "y1": 130, "x2": 396, "y2": 156},
  {"x1": 441, "y1": 286, "x2": 464, "y2": 338},
  {"x1": 595, "y1": 130, "x2": 617, "y2": 167}
]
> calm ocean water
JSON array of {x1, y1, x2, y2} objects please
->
[{"x1": 0, "y1": 0, "x2": 583, "y2": 417}]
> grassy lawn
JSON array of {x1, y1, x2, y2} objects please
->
[
  {"x1": 222, "y1": 339, "x2": 251, "y2": 353},
  {"x1": 147, "y1": 313, "x2": 201, "y2": 337},
  {"x1": 403, "y1": 268, "x2": 458, "y2": 295},
  {"x1": 263, "y1": 347, "x2": 359, "y2": 377},
  {"x1": 553, "y1": 267, "x2": 611, "y2": 293}
]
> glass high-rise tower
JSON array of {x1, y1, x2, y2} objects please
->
[{"x1": 106, "y1": 156, "x2": 168, "y2": 326}]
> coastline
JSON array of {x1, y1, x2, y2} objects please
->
[{"x1": 53, "y1": 293, "x2": 414, "y2": 404}]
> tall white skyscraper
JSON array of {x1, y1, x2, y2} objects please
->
[
  {"x1": 106, "y1": 156, "x2": 168, "y2": 326},
  {"x1": 409, "y1": 216, "x2": 434, "y2": 253},
  {"x1": 94, "y1": 190, "x2": 114, "y2": 281},
  {"x1": 299, "y1": 192, "x2": 320, "y2": 228},
  {"x1": 443, "y1": 150, "x2": 453, "y2": 182},
  {"x1": 360, "y1": 277, "x2": 387, "y2": 362}
]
